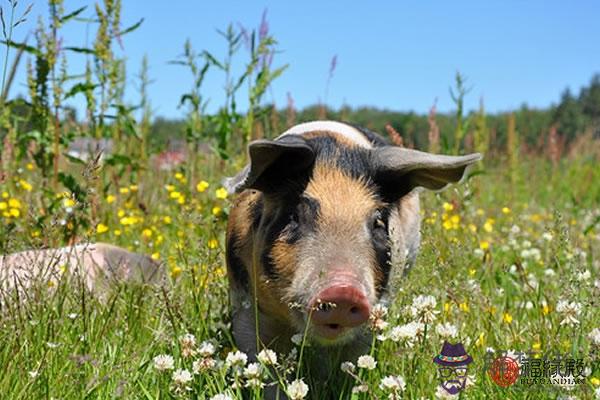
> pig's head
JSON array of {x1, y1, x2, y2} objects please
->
[{"x1": 226, "y1": 132, "x2": 480, "y2": 345}]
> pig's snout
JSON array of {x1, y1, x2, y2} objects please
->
[{"x1": 309, "y1": 284, "x2": 370, "y2": 339}]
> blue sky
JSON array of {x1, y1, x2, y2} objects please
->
[{"x1": 4, "y1": 1, "x2": 600, "y2": 119}]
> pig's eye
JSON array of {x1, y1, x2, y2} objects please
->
[
  {"x1": 288, "y1": 210, "x2": 300, "y2": 229},
  {"x1": 372, "y1": 209, "x2": 388, "y2": 233}
]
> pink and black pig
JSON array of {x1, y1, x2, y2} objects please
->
[{"x1": 225, "y1": 121, "x2": 480, "y2": 361}]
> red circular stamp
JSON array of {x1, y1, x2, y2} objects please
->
[{"x1": 488, "y1": 356, "x2": 520, "y2": 387}]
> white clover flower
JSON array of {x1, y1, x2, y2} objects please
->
[
  {"x1": 370, "y1": 303, "x2": 389, "y2": 331},
  {"x1": 291, "y1": 333, "x2": 305, "y2": 346},
  {"x1": 542, "y1": 232, "x2": 553, "y2": 241},
  {"x1": 521, "y1": 248, "x2": 541, "y2": 261},
  {"x1": 410, "y1": 295, "x2": 439, "y2": 323},
  {"x1": 510, "y1": 225, "x2": 521, "y2": 235},
  {"x1": 594, "y1": 387, "x2": 600, "y2": 400},
  {"x1": 179, "y1": 333, "x2": 197, "y2": 358},
  {"x1": 587, "y1": 328, "x2": 600, "y2": 346},
  {"x1": 474, "y1": 248, "x2": 484, "y2": 257},
  {"x1": 389, "y1": 321, "x2": 425, "y2": 346},
  {"x1": 210, "y1": 394, "x2": 233, "y2": 400},
  {"x1": 556, "y1": 300, "x2": 582, "y2": 326},
  {"x1": 172, "y1": 368, "x2": 193, "y2": 386},
  {"x1": 257, "y1": 349, "x2": 278, "y2": 366},
  {"x1": 67, "y1": 313, "x2": 78, "y2": 320},
  {"x1": 356, "y1": 355, "x2": 377, "y2": 370},
  {"x1": 351, "y1": 384, "x2": 369, "y2": 394},
  {"x1": 576, "y1": 270, "x2": 591, "y2": 282},
  {"x1": 225, "y1": 350, "x2": 248, "y2": 368},
  {"x1": 243, "y1": 362, "x2": 261, "y2": 379},
  {"x1": 380, "y1": 375, "x2": 406, "y2": 392},
  {"x1": 198, "y1": 341, "x2": 216, "y2": 358},
  {"x1": 153, "y1": 354, "x2": 175, "y2": 371},
  {"x1": 527, "y1": 273, "x2": 539, "y2": 290},
  {"x1": 179, "y1": 333, "x2": 196, "y2": 347},
  {"x1": 544, "y1": 268, "x2": 556, "y2": 277},
  {"x1": 340, "y1": 361, "x2": 356, "y2": 374},
  {"x1": 287, "y1": 378, "x2": 309, "y2": 400},
  {"x1": 435, "y1": 322, "x2": 458, "y2": 339},
  {"x1": 192, "y1": 357, "x2": 216, "y2": 374},
  {"x1": 525, "y1": 301, "x2": 534, "y2": 310}
]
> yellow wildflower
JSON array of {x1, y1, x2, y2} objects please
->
[
  {"x1": 196, "y1": 180, "x2": 209, "y2": 192},
  {"x1": 479, "y1": 240, "x2": 490, "y2": 250},
  {"x1": 503, "y1": 312, "x2": 513, "y2": 324},
  {"x1": 0, "y1": 202, "x2": 6, "y2": 210},
  {"x1": 442, "y1": 202, "x2": 454, "y2": 211},
  {"x1": 212, "y1": 206, "x2": 222, "y2": 216},
  {"x1": 114, "y1": 229, "x2": 122, "y2": 236},
  {"x1": 119, "y1": 187, "x2": 130, "y2": 195},
  {"x1": 459, "y1": 302, "x2": 469, "y2": 313},
  {"x1": 106, "y1": 195, "x2": 116, "y2": 204},
  {"x1": 170, "y1": 191, "x2": 181, "y2": 199},
  {"x1": 542, "y1": 304, "x2": 551, "y2": 315},
  {"x1": 532, "y1": 342, "x2": 541, "y2": 351},
  {"x1": 590, "y1": 377, "x2": 600, "y2": 386},
  {"x1": 142, "y1": 228, "x2": 153, "y2": 238},
  {"x1": 19, "y1": 179, "x2": 33, "y2": 192},
  {"x1": 444, "y1": 302, "x2": 452, "y2": 313},
  {"x1": 208, "y1": 238, "x2": 219, "y2": 249},
  {"x1": 130, "y1": 185, "x2": 138, "y2": 192},
  {"x1": 118, "y1": 209, "x2": 125, "y2": 218},
  {"x1": 165, "y1": 185, "x2": 175, "y2": 192},
  {"x1": 31, "y1": 230, "x2": 41, "y2": 238},
  {"x1": 177, "y1": 195, "x2": 185, "y2": 205},
  {"x1": 163, "y1": 216, "x2": 172, "y2": 224},
  {"x1": 502, "y1": 207, "x2": 511, "y2": 214},
  {"x1": 63, "y1": 198, "x2": 76, "y2": 208},
  {"x1": 475, "y1": 332, "x2": 485, "y2": 347},
  {"x1": 9, "y1": 208, "x2": 20, "y2": 217},
  {"x1": 8, "y1": 198, "x2": 21, "y2": 208},
  {"x1": 151, "y1": 252, "x2": 160, "y2": 260},
  {"x1": 468, "y1": 223, "x2": 477, "y2": 233},
  {"x1": 468, "y1": 268, "x2": 476, "y2": 277},
  {"x1": 170, "y1": 265, "x2": 183, "y2": 279},
  {"x1": 26, "y1": 163, "x2": 34, "y2": 170},
  {"x1": 96, "y1": 223, "x2": 109, "y2": 234},
  {"x1": 483, "y1": 220, "x2": 494, "y2": 233},
  {"x1": 215, "y1": 187, "x2": 228, "y2": 200}
]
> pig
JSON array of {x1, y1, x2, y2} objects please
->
[
  {"x1": 225, "y1": 121, "x2": 481, "y2": 372},
  {"x1": 0, "y1": 242, "x2": 163, "y2": 302}
]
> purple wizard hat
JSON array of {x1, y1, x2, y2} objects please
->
[{"x1": 433, "y1": 341, "x2": 473, "y2": 367}]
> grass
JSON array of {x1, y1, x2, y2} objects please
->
[{"x1": 0, "y1": 153, "x2": 598, "y2": 399}]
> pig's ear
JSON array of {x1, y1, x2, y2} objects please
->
[
  {"x1": 224, "y1": 135, "x2": 316, "y2": 194},
  {"x1": 372, "y1": 147, "x2": 482, "y2": 200}
]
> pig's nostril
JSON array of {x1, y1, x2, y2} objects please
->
[
  {"x1": 350, "y1": 306, "x2": 359, "y2": 314},
  {"x1": 327, "y1": 323, "x2": 340, "y2": 330}
]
